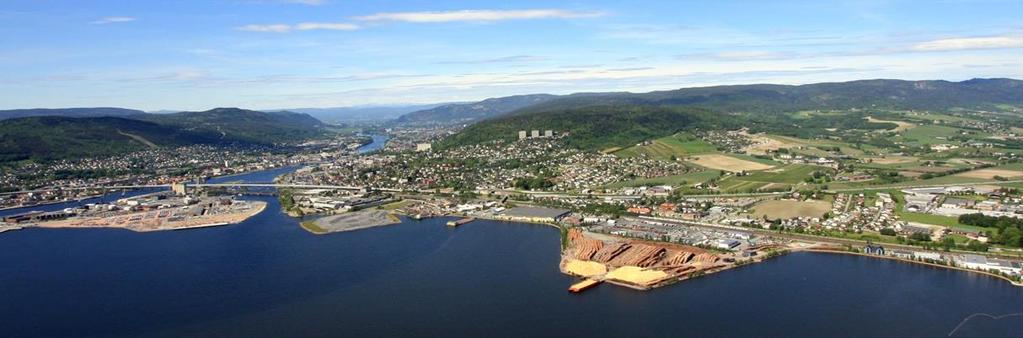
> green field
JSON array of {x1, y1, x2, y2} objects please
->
[
  {"x1": 614, "y1": 133, "x2": 718, "y2": 160},
  {"x1": 766, "y1": 135, "x2": 873, "y2": 157},
  {"x1": 716, "y1": 177, "x2": 769, "y2": 192},
  {"x1": 742, "y1": 164, "x2": 831, "y2": 184},
  {"x1": 896, "y1": 125, "x2": 972, "y2": 146},
  {"x1": 897, "y1": 211, "x2": 963, "y2": 227}
]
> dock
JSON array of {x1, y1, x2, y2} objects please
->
[
  {"x1": 568, "y1": 279, "x2": 601, "y2": 293},
  {"x1": 447, "y1": 217, "x2": 475, "y2": 227}
]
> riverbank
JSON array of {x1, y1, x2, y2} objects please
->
[{"x1": 804, "y1": 248, "x2": 1023, "y2": 287}]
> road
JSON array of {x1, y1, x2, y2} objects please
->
[{"x1": 632, "y1": 215, "x2": 1023, "y2": 260}]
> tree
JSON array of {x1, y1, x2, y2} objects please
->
[
  {"x1": 941, "y1": 237, "x2": 955, "y2": 251},
  {"x1": 999, "y1": 227, "x2": 1022, "y2": 247}
]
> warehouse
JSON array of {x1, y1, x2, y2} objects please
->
[{"x1": 495, "y1": 207, "x2": 571, "y2": 223}]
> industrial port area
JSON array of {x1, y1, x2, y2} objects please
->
[{"x1": 1, "y1": 191, "x2": 266, "y2": 232}]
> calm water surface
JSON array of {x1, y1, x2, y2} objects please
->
[{"x1": 2, "y1": 168, "x2": 1022, "y2": 337}]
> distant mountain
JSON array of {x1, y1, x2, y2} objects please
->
[
  {"x1": 444, "y1": 78, "x2": 1023, "y2": 150},
  {"x1": 508, "y1": 78, "x2": 1023, "y2": 115},
  {"x1": 285, "y1": 104, "x2": 445, "y2": 123},
  {"x1": 0, "y1": 116, "x2": 220, "y2": 162},
  {"x1": 136, "y1": 107, "x2": 327, "y2": 143},
  {"x1": 0, "y1": 107, "x2": 329, "y2": 162},
  {"x1": 396, "y1": 94, "x2": 557, "y2": 125},
  {"x1": 0, "y1": 107, "x2": 145, "y2": 120}
]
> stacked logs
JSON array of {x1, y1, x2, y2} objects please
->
[
  {"x1": 608, "y1": 244, "x2": 666, "y2": 267},
  {"x1": 691, "y1": 253, "x2": 720, "y2": 265},
  {"x1": 574, "y1": 237, "x2": 604, "y2": 260},
  {"x1": 659, "y1": 251, "x2": 695, "y2": 267},
  {"x1": 591, "y1": 243, "x2": 631, "y2": 263}
]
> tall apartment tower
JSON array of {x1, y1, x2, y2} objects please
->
[
  {"x1": 518, "y1": 130, "x2": 527, "y2": 140},
  {"x1": 544, "y1": 130, "x2": 553, "y2": 138},
  {"x1": 531, "y1": 130, "x2": 540, "y2": 138}
]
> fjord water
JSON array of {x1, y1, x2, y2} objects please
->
[{"x1": 3, "y1": 169, "x2": 1023, "y2": 337}]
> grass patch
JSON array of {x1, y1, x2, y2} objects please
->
[
  {"x1": 300, "y1": 220, "x2": 328, "y2": 234},
  {"x1": 379, "y1": 199, "x2": 412, "y2": 210},
  {"x1": 614, "y1": 133, "x2": 718, "y2": 160},
  {"x1": 743, "y1": 164, "x2": 831, "y2": 184},
  {"x1": 897, "y1": 211, "x2": 963, "y2": 227}
]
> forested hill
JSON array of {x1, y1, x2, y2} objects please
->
[
  {"x1": 0, "y1": 108, "x2": 328, "y2": 162},
  {"x1": 509, "y1": 78, "x2": 1023, "y2": 115},
  {"x1": 136, "y1": 107, "x2": 327, "y2": 143},
  {"x1": 441, "y1": 78, "x2": 1023, "y2": 151},
  {"x1": 396, "y1": 94, "x2": 557, "y2": 125},
  {"x1": 0, "y1": 116, "x2": 221, "y2": 162},
  {"x1": 0, "y1": 107, "x2": 145, "y2": 120}
]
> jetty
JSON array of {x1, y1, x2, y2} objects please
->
[
  {"x1": 568, "y1": 279, "x2": 601, "y2": 293},
  {"x1": 447, "y1": 217, "x2": 475, "y2": 227}
]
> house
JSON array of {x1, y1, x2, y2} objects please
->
[{"x1": 627, "y1": 207, "x2": 652, "y2": 215}]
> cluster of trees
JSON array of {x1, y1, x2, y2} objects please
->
[
  {"x1": 513, "y1": 176, "x2": 554, "y2": 190},
  {"x1": 958, "y1": 213, "x2": 1023, "y2": 247}
]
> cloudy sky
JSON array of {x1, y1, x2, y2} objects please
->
[{"x1": 1, "y1": 0, "x2": 1021, "y2": 110}]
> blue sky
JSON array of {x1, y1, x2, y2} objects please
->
[{"x1": 1, "y1": 0, "x2": 1022, "y2": 110}]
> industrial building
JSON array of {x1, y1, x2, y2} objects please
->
[{"x1": 495, "y1": 207, "x2": 571, "y2": 223}]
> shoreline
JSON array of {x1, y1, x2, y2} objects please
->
[
  {"x1": 802, "y1": 248, "x2": 1023, "y2": 287},
  {"x1": 22, "y1": 200, "x2": 268, "y2": 233}
]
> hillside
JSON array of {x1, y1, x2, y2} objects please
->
[
  {"x1": 515, "y1": 78, "x2": 1023, "y2": 115},
  {"x1": 0, "y1": 116, "x2": 221, "y2": 162},
  {"x1": 443, "y1": 78, "x2": 1023, "y2": 150},
  {"x1": 0, "y1": 107, "x2": 145, "y2": 120},
  {"x1": 137, "y1": 107, "x2": 327, "y2": 143},
  {"x1": 443, "y1": 105, "x2": 734, "y2": 151},
  {"x1": 396, "y1": 94, "x2": 557, "y2": 125}
]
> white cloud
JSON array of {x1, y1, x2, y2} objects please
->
[
  {"x1": 295, "y1": 22, "x2": 359, "y2": 31},
  {"x1": 238, "y1": 22, "x2": 359, "y2": 32},
  {"x1": 238, "y1": 24, "x2": 292, "y2": 33},
  {"x1": 911, "y1": 36, "x2": 1023, "y2": 51},
  {"x1": 354, "y1": 9, "x2": 604, "y2": 23},
  {"x1": 90, "y1": 17, "x2": 136, "y2": 25}
]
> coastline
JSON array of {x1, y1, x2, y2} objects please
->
[
  {"x1": 24, "y1": 200, "x2": 268, "y2": 233},
  {"x1": 803, "y1": 248, "x2": 1023, "y2": 287}
]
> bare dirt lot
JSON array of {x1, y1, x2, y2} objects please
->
[
  {"x1": 957, "y1": 168, "x2": 1023, "y2": 179},
  {"x1": 752, "y1": 200, "x2": 831, "y2": 220},
  {"x1": 309, "y1": 209, "x2": 400, "y2": 233},
  {"x1": 743, "y1": 134, "x2": 793, "y2": 155},
  {"x1": 687, "y1": 154, "x2": 774, "y2": 172}
]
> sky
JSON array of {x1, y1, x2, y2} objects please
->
[{"x1": 1, "y1": 0, "x2": 1022, "y2": 111}]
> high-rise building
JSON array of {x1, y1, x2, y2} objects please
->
[
  {"x1": 531, "y1": 130, "x2": 540, "y2": 138},
  {"x1": 544, "y1": 130, "x2": 553, "y2": 137},
  {"x1": 518, "y1": 130, "x2": 527, "y2": 140}
]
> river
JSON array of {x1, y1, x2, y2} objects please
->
[
  {"x1": 2, "y1": 167, "x2": 1022, "y2": 337},
  {"x1": 357, "y1": 134, "x2": 389, "y2": 154}
]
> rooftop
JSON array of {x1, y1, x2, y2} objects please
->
[{"x1": 501, "y1": 207, "x2": 572, "y2": 219}]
